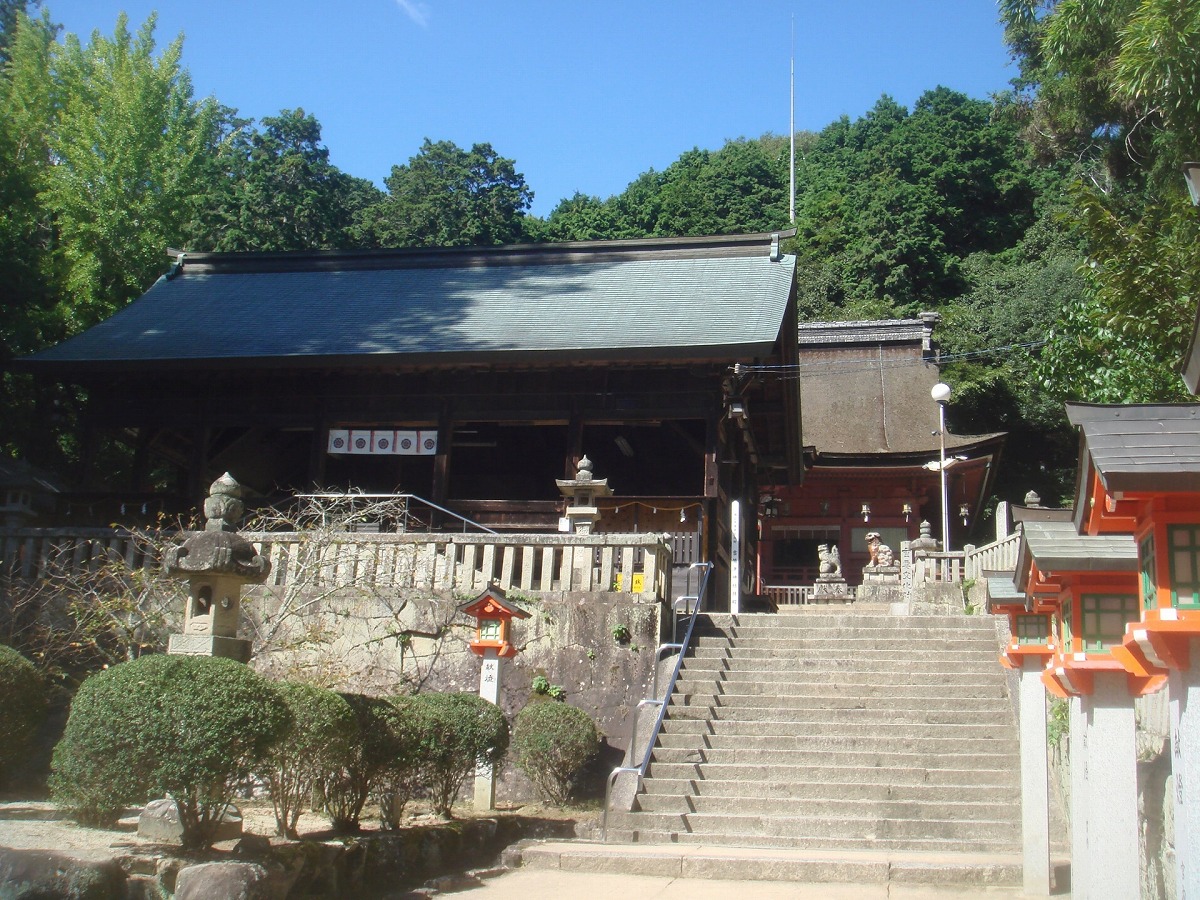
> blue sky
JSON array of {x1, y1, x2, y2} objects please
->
[{"x1": 44, "y1": 1, "x2": 1015, "y2": 217}]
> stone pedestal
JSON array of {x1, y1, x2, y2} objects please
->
[
  {"x1": 1072, "y1": 672, "x2": 1140, "y2": 900},
  {"x1": 166, "y1": 633, "x2": 251, "y2": 663},
  {"x1": 1169, "y1": 639, "x2": 1200, "y2": 900},
  {"x1": 812, "y1": 577, "x2": 852, "y2": 604},
  {"x1": 1018, "y1": 660, "x2": 1051, "y2": 895},
  {"x1": 857, "y1": 565, "x2": 902, "y2": 604}
]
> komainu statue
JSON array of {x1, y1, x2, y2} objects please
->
[{"x1": 865, "y1": 532, "x2": 894, "y2": 567}]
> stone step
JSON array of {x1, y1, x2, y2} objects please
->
[
  {"x1": 691, "y1": 643, "x2": 998, "y2": 657},
  {"x1": 687, "y1": 647, "x2": 998, "y2": 663},
  {"x1": 695, "y1": 625, "x2": 999, "y2": 640},
  {"x1": 669, "y1": 692, "x2": 1011, "y2": 713},
  {"x1": 647, "y1": 746, "x2": 1018, "y2": 769},
  {"x1": 610, "y1": 810, "x2": 1021, "y2": 844},
  {"x1": 701, "y1": 612, "x2": 992, "y2": 628},
  {"x1": 654, "y1": 732, "x2": 1017, "y2": 756},
  {"x1": 671, "y1": 679, "x2": 1008, "y2": 700},
  {"x1": 664, "y1": 703, "x2": 1013, "y2": 725},
  {"x1": 638, "y1": 777, "x2": 1017, "y2": 804},
  {"x1": 659, "y1": 718, "x2": 1015, "y2": 740},
  {"x1": 605, "y1": 828, "x2": 1021, "y2": 855},
  {"x1": 510, "y1": 841, "x2": 1047, "y2": 889},
  {"x1": 681, "y1": 662, "x2": 998, "y2": 681},
  {"x1": 633, "y1": 791, "x2": 1019, "y2": 822},
  {"x1": 643, "y1": 761, "x2": 1018, "y2": 788}
]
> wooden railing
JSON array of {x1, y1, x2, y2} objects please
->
[{"x1": 0, "y1": 527, "x2": 673, "y2": 600}]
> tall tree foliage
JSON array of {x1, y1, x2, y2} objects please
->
[
  {"x1": 1001, "y1": 0, "x2": 1200, "y2": 402},
  {"x1": 369, "y1": 139, "x2": 534, "y2": 247},
  {"x1": 186, "y1": 107, "x2": 382, "y2": 252},
  {"x1": 44, "y1": 14, "x2": 217, "y2": 333}
]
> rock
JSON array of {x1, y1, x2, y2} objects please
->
[
  {"x1": 174, "y1": 861, "x2": 272, "y2": 900},
  {"x1": 234, "y1": 832, "x2": 273, "y2": 857},
  {"x1": 137, "y1": 798, "x2": 243, "y2": 843},
  {"x1": 0, "y1": 847, "x2": 126, "y2": 900}
]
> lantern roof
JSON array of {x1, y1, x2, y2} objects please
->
[{"x1": 458, "y1": 583, "x2": 532, "y2": 621}]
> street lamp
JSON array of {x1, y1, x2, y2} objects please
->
[
  {"x1": 1183, "y1": 162, "x2": 1200, "y2": 206},
  {"x1": 931, "y1": 382, "x2": 952, "y2": 552}
]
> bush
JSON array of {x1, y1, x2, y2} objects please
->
[
  {"x1": 0, "y1": 644, "x2": 47, "y2": 788},
  {"x1": 374, "y1": 694, "x2": 425, "y2": 829},
  {"x1": 410, "y1": 692, "x2": 508, "y2": 817},
  {"x1": 512, "y1": 702, "x2": 599, "y2": 806},
  {"x1": 322, "y1": 693, "x2": 406, "y2": 834},
  {"x1": 256, "y1": 682, "x2": 358, "y2": 838},
  {"x1": 50, "y1": 654, "x2": 288, "y2": 848}
]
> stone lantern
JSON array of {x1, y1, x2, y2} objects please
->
[
  {"x1": 556, "y1": 455, "x2": 612, "y2": 535},
  {"x1": 164, "y1": 473, "x2": 270, "y2": 663},
  {"x1": 460, "y1": 584, "x2": 530, "y2": 809}
]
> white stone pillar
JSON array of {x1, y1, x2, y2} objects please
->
[
  {"x1": 1019, "y1": 660, "x2": 1051, "y2": 895},
  {"x1": 730, "y1": 499, "x2": 741, "y2": 615},
  {"x1": 1076, "y1": 672, "x2": 1140, "y2": 900},
  {"x1": 473, "y1": 649, "x2": 501, "y2": 810},
  {"x1": 1170, "y1": 638, "x2": 1200, "y2": 900},
  {"x1": 1069, "y1": 693, "x2": 1089, "y2": 898}
]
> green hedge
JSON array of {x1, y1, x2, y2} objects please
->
[
  {"x1": 0, "y1": 645, "x2": 47, "y2": 788},
  {"x1": 512, "y1": 701, "x2": 599, "y2": 806},
  {"x1": 257, "y1": 682, "x2": 357, "y2": 838},
  {"x1": 50, "y1": 654, "x2": 288, "y2": 848},
  {"x1": 410, "y1": 692, "x2": 508, "y2": 816}
]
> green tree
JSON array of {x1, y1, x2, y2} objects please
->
[
  {"x1": 370, "y1": 138, "x2": 533, "y2": 248},
  {"x1": 187, "y1": 107, "x2": 383, "y2": 252},
  {"x1": 43, "y1": 13, "x2": 218, "y2": 333},
  {"x1": 1000, "y1": 0, "x2": 1200, "y2": 402}
]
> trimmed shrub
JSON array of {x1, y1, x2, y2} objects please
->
[
  {"x1": 512, "y1": 701, "x2": 599, "y2": 806},
  {"x1": 50, "y1": 654, "x2": 288, "y2": 848},
  {"x1": 0, "y1": 645, "x2": 47, "y2": 788},
  {"x1": 322, "y1": 693, "x2": 405, "y2": 834},
  {"x1": 374, "y1": 694, "x2": 425, "y2": 829},
  {"x1": 410, "y1": 692, "x2": 509, "y2": 817},
  {"x1": 256, "y1": 682, "x2": 358, "y2": 838}
]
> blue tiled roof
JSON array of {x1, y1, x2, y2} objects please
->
[{"x1": 25, "y1": 235, "x2": 796, "y2": 371}]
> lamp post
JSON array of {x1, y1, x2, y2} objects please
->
[
  {"x1": 931, "y1": 382, "x2": 952, "y2": 552},
  {"x1": 1183, "y1": 161, "x2": 1200, "y2": 206}
]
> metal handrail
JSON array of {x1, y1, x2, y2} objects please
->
[{"x1": 602, "y1": 561, "x2": 714, "y2": 841}]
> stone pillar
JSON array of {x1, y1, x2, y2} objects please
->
[
  {"x1": 1170, "y1": 640, "x2": 1200, "y2": 899},
  {"x1": 1075, "y1": 672, "x2": 1140, "y2": 900},
  {"x1": 1069, "y1": 695, "x2": 1089, "y2": 899},
  {"x1": 1018, "y1": 660, "x2": 1051, "y2": 895},
  {"x1": 473, "y1": 648, "x2": 501, "y2": 810}
]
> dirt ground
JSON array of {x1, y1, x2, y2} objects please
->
[{"x1": 0, "y1": 797, "x2": 596, "y2": 864}]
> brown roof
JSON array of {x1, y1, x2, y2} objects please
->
[{"x1": 798, "y1": 317, "x2": 1002, "y2": 457}]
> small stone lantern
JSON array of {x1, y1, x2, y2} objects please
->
[
  {"x1": 164, "y1": 473, "x2": 270, "y2": 663},
  {"x1": 459, "y1": 584, "x2": 530, "y2": 809},
  {"x1": 556, "y1": 455, "x2": 612, "y2": 535}
]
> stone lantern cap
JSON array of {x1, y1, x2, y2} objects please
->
[
  {"x1": 163, "y1": 473, "x2": 270, "y2": 583},
  {"x1": 556, "y1": 455, "x2": 613, "y2": 499}
]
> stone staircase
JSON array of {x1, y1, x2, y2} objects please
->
[{"x1": 515, "y1": 606, "x2": 1044, "y2": 888}]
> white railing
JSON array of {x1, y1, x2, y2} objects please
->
[
  {"x1": 963, "y1": 531, "x2": 1021, "y2": 581},
  {"x1": 0, "y1": 527, "x2": 672, "y2": 600},
  {"x1": 910, "y1": 550, "x2": 967, "y2": 587},
  {"x1": 763, "y1": 584, "x2": 858, "y2": 607}
]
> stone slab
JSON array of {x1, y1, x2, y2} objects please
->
[{"x1": 167, "y1": 633, "x2": 252, "y2": 662}]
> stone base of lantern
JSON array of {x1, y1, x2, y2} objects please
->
[{"x1": 168, "y1": 633, "x2": 252, "y2": 663}]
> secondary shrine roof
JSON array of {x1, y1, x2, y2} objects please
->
[
  {"x1": 1015, "y1": 518, "x2": 1138, "y2": 591},
  {"x1": 1066, "y1": 402, "x2": 1200, "y2": 493},
  {"x1": 22, "y1": 232, "x2": 796, "y2": 373}
]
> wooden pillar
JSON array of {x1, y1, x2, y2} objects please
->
[
  {"x1": 187, "y1": 426, "x2": 211, "y2": 507},
  {"x1": 432, "y1": 403, "x2": 452, "y2": 505},
  {"x1": 308, "y1": 412, "x2": 329, "y2": 489},
  {"x1": 128, "y1": 428, "x2": 153, "y2": 492}
]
